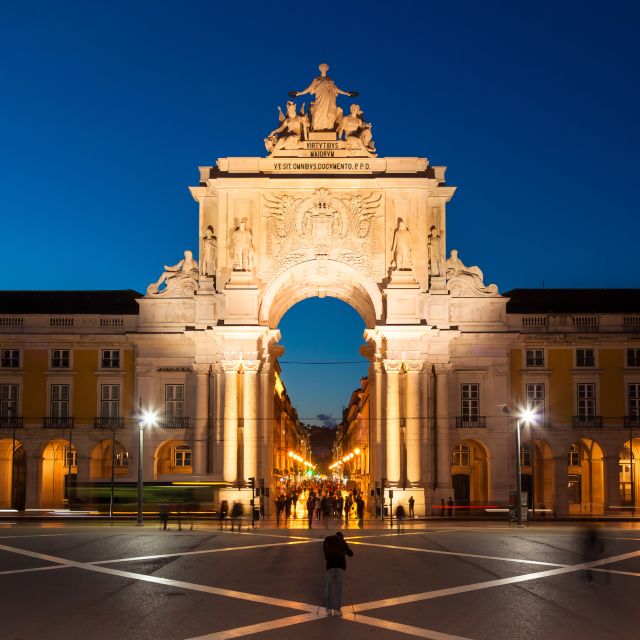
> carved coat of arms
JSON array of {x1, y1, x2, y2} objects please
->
[{"x1": 263, "y1": 188, "x2": 382, "y2": 279}]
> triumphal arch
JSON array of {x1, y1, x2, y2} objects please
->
[{"x1": 135, "y1": 64, "x2": 507, "y2": 509}]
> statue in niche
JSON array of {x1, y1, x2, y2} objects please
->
[
  {"x1": 391, "y1": 220, "x2": 413, "y2": 271},
  {"x1": 147, "y1": 250, "x2": 199, "y2": 296},
  {"x1": 337, "y1": 104, "x2": 376, "y2": 154},
  {"x1": 201, "y1": 225, "x2": 217, "y2": 279},
  {"x1": 231, "y1": 220, "x2": 255, "y2": 271},
  {"x1": 291, "y1": 63, "x2": 357, "y2": 131},
  {"x1": 446, "y1": 249, "x2": 499, "y2": 296},
  {"x1": 428, "y1": 225, "x2": 444, "y2": 277},
  {"x1": 264, "y1": 101, "x2": 309, "y2": 154}
]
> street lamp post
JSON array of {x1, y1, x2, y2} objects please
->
[
  {"x1": 515, "y1": 408, "x2": 535, "y2": 527},
  {"x1": 137, "y1": 410, "x2": 157, "y2": 526}
]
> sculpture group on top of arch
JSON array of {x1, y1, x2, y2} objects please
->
[{"x1": 264, "y1": 62, "x2": 376, "y2": 157}]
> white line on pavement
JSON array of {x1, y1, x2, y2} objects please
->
[
  {"x1": 0, "y1": 543, "x2": 317, "y2": 613},
  {"x1": 344, "y1": 612, "x2": 474, "y2": 640},
  {"x1": 185, "y1": 612, "x2": 320, "y2": 640},
  {"x1": 350, "y1": 540, "x2": 565, "y2": 567},
  {"x1": 351, "y1": 548, "x2": 640, "y2": 613},
  {"x1": 91, "y1": 539, "x2": 320, "y2": 565}
]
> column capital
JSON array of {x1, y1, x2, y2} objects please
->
[
  {"x1": 433, "y1": 363, "x2": 451, "y2": 375},
  {"x1": 404, "y1": 360, "x2": 423, "y2": 373},
  {"x1": 383, "y1": 359, "x2": 403, "y2": 373},
  {"x1": 192, "y1": 363, "x2": 211, "y2": 376},
  {"x1": 220, "y1": 360, "x2": 242, "y2": 373},
  {"x1": 242, "y1": 360, "x2": 261, "y2": 374}
]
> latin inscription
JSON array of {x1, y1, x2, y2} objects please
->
[{"x1": 272, "y1": 161, "x2": 372, "y2": 171}]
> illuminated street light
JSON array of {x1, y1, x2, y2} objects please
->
[
  {"x1": 515, "y1": 406, "x2": 536, "y2": 527},
  {"x1": 137, "y1": 408, "x2": 158, "y2": 525}
]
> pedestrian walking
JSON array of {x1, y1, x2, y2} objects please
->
[
  {"x1": 306, "y1": 495, "x2": 314, "y2": 529},
  {"x1": 276, "y1": 493, "x2": 285, "y2": 526},
  {"x1": 159, "y1": 503, "x2": 170, "y2": 530},
  {"x1": 284, "y1": 493, "x2": 293, "y2": 525},
  {"x1": 292, "y1": 491, "x2": 298, "y2": 518},
  {"x1": 440, "y1": 498, "x2": 445, "y2": 517},
  {"x1": 219, "y1": 500, "x2": 228, "y2": 529},
  {"x1": 395, "y1": 504, "x2": 406, "y2": 532},
  {"x1": 356, "y1": 494, "x2": 365, "y2": 528},
  {"x1": 408, "y1": 496, "x2": 415, "y2": 518},
  {"x1": 230, "y1": 501, "x2": 243, "y2": 531},
  {"x1": 447, "y1": 496, "x2": 454, "y2": 517},
  {"x1": 322, "y1": 531, "x2": 354, "y2": 617}
]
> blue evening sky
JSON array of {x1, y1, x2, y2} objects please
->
[{"x1": 2, "y1": 1, "x2": 638, "y2": 425}]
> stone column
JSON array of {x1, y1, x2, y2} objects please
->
[
  {"x1": 193, "y1": 364, "x2": 210, "y2": 476},
  {"x1": 259, "y1": 360, "x2": 273, "y2": 491},
  {"x1": 604, "y1": 455, "x2": 621, "y2": 512},
  {"x1": 384, "y1": 360, "x2": 403, "y2": 485},
  {"x1": 370, "y1": 361, "x2": 383, "y2": 484},
  {"x1": 242, "y1": 361, "x2": 260, "y2": 483},
  {"x1": 405, "y1": 360, "x2": 422, "y2": 485},
  {"x1": 221, "y1": 361, "x2": 241, "y2": 484},
  {"x1": 553, "y1": 456, "x2": 569, "y2": 516},
  {"x1": 434, "y1": 364, "x2": 452, "y2": 494}
]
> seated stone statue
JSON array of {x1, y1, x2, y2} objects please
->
[
  {"x1": 147, "y1": 250, "x2": 199, "y2": 296},
  {"x1": 264, "y1": 101, "x2": 309, "y2": 154},
  {"x1": 446, "y1": 249, "x2": 498, "y2": 296},
  {"x1": 337, "y1": 104, "x2": 376, "y2": 154}
]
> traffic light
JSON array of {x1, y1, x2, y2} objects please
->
[{"x1": 249, "y1": 477, "x2": 255, "y2": 495}]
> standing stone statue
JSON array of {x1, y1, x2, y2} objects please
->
[
  {"x1": 428, "y1": 225, "x2": 444, "y2": 277},
  {"x1": 292, "y1": 63, "x2": 356, "y2": 131},
  {"x1": 391, "y1": 220, "x2": 412, "y2": 271},
  {"x1": 232, "y1": 220, "x2": 255, "y2": 271},
  {"x1": 201, "y1": 225, "x2": 218, "y2": 278}
]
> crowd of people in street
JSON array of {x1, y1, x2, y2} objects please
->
[{"x1": 274, "y1": 479, "x2": 366, "y2": 528}]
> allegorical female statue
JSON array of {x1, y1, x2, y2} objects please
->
[
  {"x1": 292, "y1": 63, "x2": 356, "y2": 131},
  {"x1": 201, "y1": 225, "x2": 217, "y2": 277}
]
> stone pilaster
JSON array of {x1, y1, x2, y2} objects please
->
[
  {"x1": 370, "y1": 360, "x2": 383, "y2": 484},
  {"x1": 193, "y1": 364, "x2": 210, "y2": 476},
  {"x1": 221, "y1": 361, "x2": 241, "y2": 483},
  {"x1": 242, "y1": 360, "x2": 260, "y2": 483},
  {"x1": 405, "y1": 360, "x2": 422, "y2": 485},
  {"x1": 259, "y1": 360, "x2": 273, "y2": 490},
  {"x1": 604, "y1": 455, "x2": 621, "y2": 511},
  {"x1": 434, "y1": 364, "x2": 452, "y2": 495},
  {"x1": 553, "y1": 456, "x2": 569, "y2": 516},
  {"x1": 384, "y1": 360, "x2": 403, "y2": 485}
]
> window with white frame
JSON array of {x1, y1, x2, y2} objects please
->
[
  {"x1": 526, "y1": 383, "x2": 545, "y2": 419},
  {"x1": 51, "y1": 384, "x2": 70, "y2": 417},
  {"x1": 520, "y1": 443, "x2": 532, "y2": 467},
  {"x1": 51, "y1": 349, "x2": 70, "y2": 368},
  {"x1": 568, "y1": 443, "x2": 581, "y2": 467},
  {"x1": 627, "y1": 349, "x2": 640, "y2": 368},
  {"x1": 64, "y1": 444, "x2": 77, "y2": 467},
  {"x1": 629, "y1": 384, "x2": 640, "y2": 420},
  {"x1": 452, "y1": 443, "x2": 470, "y2": 467},
  {"x1": 577, "y1": 383, "x2": 595, "y2": 418},
  {"x1": 461, "y1": 384, "x2": 480, "y2": 421},
  {"x1": 1, "y1": 349, "x2": 20, "y2": 368},
  {"x1": 0, "y1": 384, "x2": 19, "y2": 418},
  {"x1": 100, "y1": 384, "x2": 120, "y2": 417},
  {"x1": 101, "y1": 349, "x2": 121, "y2": 369},
  {"x1": 576, "y1": 348, "x2": 595, "y2": 367},
  {"x1": 174, "y1": 444, "x2": 192, "y2": 467},
  {"x1": 165, "y1": 384, "x2": 184, "y2": 418},
  {"x1": 525, "y1": 349, "x2": 544, "y2": 367}
]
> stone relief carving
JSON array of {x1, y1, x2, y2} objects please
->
[
  {"x1": 291, "y1": 62, "x2": 356, "y2": 132},
  {"x1": 337, "y1": 104, "x2": 376, "y2": 154},
  {"x1": 263, "y1": 188, "x2": 382, "y2": 279},
  {"x1": 231, "y1": 220, "x2": 255, "y2": 271},
  {"x1": 428, "y1": 225, "x2": 444, "y2": 277},
  {"x1": 446, "y1": 249, "x2": 499, "y2": 297},
  {"x1": 264, "y1": 101, "x2": 309, "y2": 154},
  {"x1": 201, "y1": 225, "x2": 218, "y2": 278},
  {"x1": 146, "y1": 250, "x2": 199, "y2": 297},
  {"x1": 391, "y1": 220, "x2": 413, "y2": 271}
]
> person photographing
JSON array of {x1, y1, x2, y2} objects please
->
[{"x1": 322, "y1": 531, "x2": 354, "y2": 616}]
